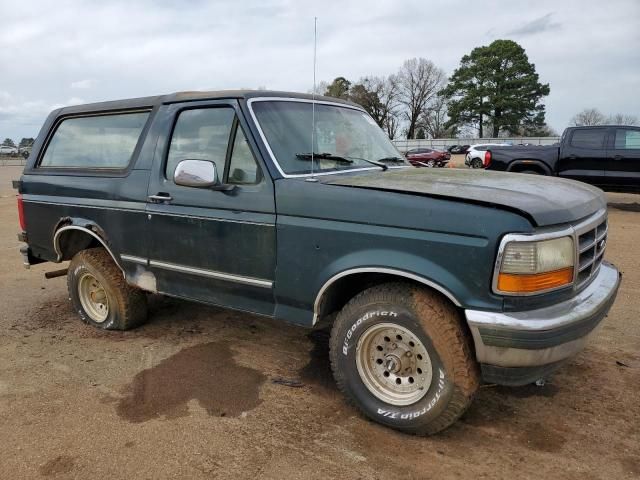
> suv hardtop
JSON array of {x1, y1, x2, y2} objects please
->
[{"x1": 14, "y1": 90, "x2": 621, "y2": 435}]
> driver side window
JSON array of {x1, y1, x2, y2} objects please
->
[
  {"x1": 166, "y1": 107, "x2": 261, "y2": 185},
  {"x1": 166, "y1": 108, "x2": 234, "y2": 179}
]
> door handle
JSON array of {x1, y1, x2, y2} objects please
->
[
  {"x1": 612, "y1": 155, "x2": 624, "y2": 161},
  {"x1": 148, "y1": 193, "x2": 173, "y2": 203}
]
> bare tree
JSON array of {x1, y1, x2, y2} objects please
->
[
  {"x1": 398, "y1": 58, "x2": 446, "y2": 139},
  {"x1": 386, "y1": 112, "x2": 401, "y2": 140},
  {"x1": 606, "y1": 113, "x2": 639, "y2": 126},
  {"x1": 571, "y1": 108, "x2": 606, "y2": 126},
  {"x1": 311, "y1": 80, "x2": 329, "y2": 95},
  {"x1": 350, "y1": 78, "x2": 385, "y2": 125},
  {"x1": 420, "y1": 95, "x2": 453, "y2": 138},
  {"x1": 349, "y1": 75, "x2": 402, "y2": 139},
  {"x1": 374, "y1": 75, "x2": 402, "y2": 140}
]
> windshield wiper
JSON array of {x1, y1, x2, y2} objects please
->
[
  {"x1": 295, "y1": 152, "x2": 353, "y2": 164},
  {"x1": 376, "y1": 156, "x2": 406, "y2": 164},
  {"x1": 295, "y1": 152, "x2": 388, "y2": 171}
]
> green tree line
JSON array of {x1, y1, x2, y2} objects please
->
[{"x1": 1, "y1": 138, "x2": 34, "y2": 148}]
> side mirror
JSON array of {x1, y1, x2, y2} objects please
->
[{"x1": 174, "y1": 159, "x2": 219, "y2": 188}]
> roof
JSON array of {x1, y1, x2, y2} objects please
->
[
  {"x1": 54, "y1": 90, "x2": 359, "y2": 116},
  {"x1": 566, "y1": 125, "x2": 640, "y2": 129}
]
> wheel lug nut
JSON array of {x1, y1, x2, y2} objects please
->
[
  {"x1": 406, "y1": 351, "x2": 412, "y2": 357},
  {"x1": 391, "y1": 343, "x2": 397, "y2": 349}
]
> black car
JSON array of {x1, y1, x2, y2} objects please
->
[
  {"x1": 447, "y1": 145, "x2": 470, "y2": 154},
  {"x1": 485, "y1": 126, "x2": 640, "y2": 191}
]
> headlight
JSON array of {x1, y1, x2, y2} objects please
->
[{"x1": 496, "y1": 236, "x2": 574, "y2": 294}]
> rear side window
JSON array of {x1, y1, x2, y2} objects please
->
[
  {"x1": 40, "y1": 111, "x2": 149, "y2": 168},
  {"x1": 570, "y1": 129, "x2": 606, "y2": 149},
  {"x1": 614, "y1": 129, "x2": 640, "y2": 149}
]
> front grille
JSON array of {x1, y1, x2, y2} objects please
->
[{"x1": 575, "y1": 215, "x2": 607, "y2": 287}]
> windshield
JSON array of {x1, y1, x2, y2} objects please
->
[{"x1": 251, "y1": 100, "x2": 406, "y2": 175}]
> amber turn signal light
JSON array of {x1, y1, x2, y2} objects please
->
[{"x1": 497, "y1": 267, "x2": 573, "y2": 293}]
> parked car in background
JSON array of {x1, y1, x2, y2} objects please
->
[
  {"x1": 0, "y1": 145, "x2": 19, "y2": 155},
  {"x1": 485, "y1": 126, "x2": 640, "y2": 191},
  {"x1": 465, "y1": 143, "x2": 510, "y2": 168},
  {"x1": 19, "y1": 146, "x2": 32, "y2": 159},
  {"x1": 405, "y1": 148, "x2": 451, "y2": 167},
  {"x1": 447, "y1": 144, "x2": 470, "y2": 154}
]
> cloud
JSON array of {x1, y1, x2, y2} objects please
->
[
  {"x1": 506, "y1": 13, "x2": 562, "y2": 37},
  {"x1": 71, "y1": 79, "x2": 95, "y2": 89},
  {"x1": 0, "y1": 91, "x2": 85, "y2": 137},
  {"x1": 0, "y1": 0, "x2": 638, "y2": 140}
]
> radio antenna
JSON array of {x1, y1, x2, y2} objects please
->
[{"x1": 307, "y1": 17, "x2": 318, "y2": 182}]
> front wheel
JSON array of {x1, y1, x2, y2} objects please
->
[
  {"x1": 329, "y1": 283, "x2": 479, "y2": 435},
  {"x1": 425, "y1": 160, "x2": 435, "y2": 168},
  {"x1": 68, "y1": 248, "x2": 148, "y2": 330}
]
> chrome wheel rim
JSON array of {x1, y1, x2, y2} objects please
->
[
  {"x1": 356, "y1": 322, "x2": 433, "y2": 406},
  {"x1": 78, "y1": 272, "x2": 109, "y2": 323}
]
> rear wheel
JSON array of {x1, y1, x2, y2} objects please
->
[
  {"x1": 329, "y1": 283, "x2": 479, "y2": 435},
  {"x1": 426, "y1": 160, "x2": 435, "y2": 168},
  {"x1": 68, "y1": 248, "x2": 148, "y2": 330}
]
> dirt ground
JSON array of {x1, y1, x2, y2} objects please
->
[{"x1": 0, "y1": 165, "x2": 638, "y2": 479}]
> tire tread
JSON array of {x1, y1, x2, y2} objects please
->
[
  {"x1": 68, "y1": 248, "x2": 147, "y2": 330},
  {"x1": 329, "y1": 282, "x2": 479, "y2": 435}
]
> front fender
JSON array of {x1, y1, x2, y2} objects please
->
[
  {"x1": 272, "y1": 216, "x2": 504, "y2": 327},
  {"x1": 312, "y1": 249, "x2": 466, "y2": 313}
]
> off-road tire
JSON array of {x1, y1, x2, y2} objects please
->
[
  {"x1": 67, "y1": 248, "x2": 148, "y2": 330},
  {"x1": 329, "y1": 283, "x2": 479, "y2": 435}
]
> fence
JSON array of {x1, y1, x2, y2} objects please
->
[
  {"x1": 392, "y1": 137, "x2": 560, "y2": 152},
  {"x1": 0, "y1": 156, "x2": 26, "y2": 167}
]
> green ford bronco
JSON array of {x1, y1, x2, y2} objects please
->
[{"x1": 14, "y1": 90, "x2": 621, "y2": 435}]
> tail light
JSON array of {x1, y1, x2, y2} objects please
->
[
  {"x1": 484, "y1": 150, "x2": 492, "y2": 167},
  {"x1": 17, "y1": 194, "x2": 26, "y2": 230}
]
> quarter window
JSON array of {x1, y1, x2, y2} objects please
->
[
  {"x1": 40, "y1": 111, "x2": 149, "y2": 169},
  {"x1": 227, "y1": 127, "x2": 260, "y2": 185},
  {"x1": 570, "y1": 129, "x2": 606, "y2": 149},
  {"x1": 614, "y1": 129, "x2": 640, "y2": 150}
]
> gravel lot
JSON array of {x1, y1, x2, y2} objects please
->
[{"x1": 1, "y1": 165, "x2": 638, "y2": 479}]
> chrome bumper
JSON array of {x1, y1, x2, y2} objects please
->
[{"x1": 465, "y1": 262, "x2": 620, "y2": 378}]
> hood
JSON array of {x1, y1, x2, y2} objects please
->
[{"x1": 324, "y1": 168, "x2": 606, "y2": 227}]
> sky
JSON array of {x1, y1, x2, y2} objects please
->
[{"x1": 0, "y1": 0, "x2": 638, "y2": 141}]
